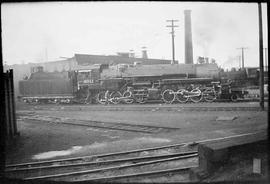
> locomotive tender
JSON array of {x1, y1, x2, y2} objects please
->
[{"x1": 18, "y1": 63, "x2": 247, "y2": 104}]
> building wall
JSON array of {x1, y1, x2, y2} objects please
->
[
  {"x1": 42, "y1": 58, "x2": 77, "y2": 72},
  {"x1": 74, "y1": 54, "x2": 172, "y2": 66}
]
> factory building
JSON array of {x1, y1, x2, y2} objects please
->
[{"x1": 74, "y1": 53, "x2": 172, "y2": 66}]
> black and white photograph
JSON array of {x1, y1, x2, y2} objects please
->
[{"x1": 0, "y1": 1, "x2": 268, "y2": 183}]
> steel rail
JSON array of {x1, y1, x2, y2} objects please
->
[
  {"x1": 78, "y1": 119, "x2": 178, "y2": 132},
  {"x1": 5, "y1": 151, "x2": 197, "y2": 172},
  {"x1": 24, "y1": 153, "x2": 198, "y2": 180},
  {"x1": 183, "y1": 131, "x2": 266, "y2": 146},
  {"x1": 5, "y1": 143, "x2": 187, "y2": 168},
  {"x1": 23, "y1": 117, "x2": 157, "y2": 133},
  {"x1": 23, "y1": 115, "x2": 179, "y2": 130},
  {"x1": 6, "y1": 131, "x2": 263, "y2": 169},
  {"x1": 22, "y1": 116, "x2": 179, "y2": 133},
  {"x1": 78, "y1": 165, "x2": 197, "y2": 182}
]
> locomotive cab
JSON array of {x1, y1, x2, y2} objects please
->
[
  {"x1": 73, "y1": 66, "x2": 102, "y2": 103},
  {"x1": 73, "y1": 65, "x2": 102, "y2": 90},
  {"x1": 77, "y1": 70, "x2": 93, "y2": 87}
]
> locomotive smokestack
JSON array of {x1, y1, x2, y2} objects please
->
[{"x1": 184, "y1": 10, "x2": 194, "y2": 64}]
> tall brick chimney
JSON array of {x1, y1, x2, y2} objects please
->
[
  {"x1": 142, "y1": 47, "x2": 148, "y2": 59},
  {"x1": 184, "y1": 10, "x2": 193, "y2": 64}
]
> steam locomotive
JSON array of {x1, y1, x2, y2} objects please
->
[{"x1": 18, "y1": 63, "x2": 249, "y2": 104}]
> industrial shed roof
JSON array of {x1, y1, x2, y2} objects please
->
[
  {"x1": 72, "y1": 64, "x2": 101, "y2": 71},
  {"x1": 74, "y1": 54, "x2": 173, "y2": 65}
]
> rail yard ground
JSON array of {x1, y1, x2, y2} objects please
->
[{"x1": 4, "y1": 100, "x2": 269, "y2": 183}]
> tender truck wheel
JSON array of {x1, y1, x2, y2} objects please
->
[{"x1": 230, "y1": 93, "x2": 238, "y2": 102}]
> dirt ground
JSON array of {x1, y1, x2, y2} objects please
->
[{"x1": 4, "y1": 101, "x2": 268, "y2": 182}]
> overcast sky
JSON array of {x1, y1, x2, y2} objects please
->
[{"x1": 1, "y1": 2, "x2": 268, "y2": 69}]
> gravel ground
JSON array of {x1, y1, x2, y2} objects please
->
[{"x1": 4, "y1": 101, "x2": 268, "y2": 182}]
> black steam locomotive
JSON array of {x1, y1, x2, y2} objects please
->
[{"x1": 18, "y1": 63, "x2": 249, "y2": 104}]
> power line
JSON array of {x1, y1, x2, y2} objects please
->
[
  {"x1": 236, "y1": 47, "x2": 248, "y2": 69},
  {"x1": 166, "y1": 19, "x2": 179, "y2": 64}
]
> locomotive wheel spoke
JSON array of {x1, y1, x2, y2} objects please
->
[
  {"x1": 123, "y1": 91, "x2": 134, "y2": 104},
  {"x1": 203, "y1": 89, "x2": 216, "y2": 102},
  {"x1": 162, "y1": 89, "x2": 175, "y2": 104},
  {"x1": 190, "y1": 89, "x2": 203, "y2": 103},
  {"x1": 176, "y1": 89, "x2": 188, "y2": 103},
  {"x1": 110, "y1": 91, "x2": 122, "y2": 104},
  {"x1": 97, "y1": 91, "x2": 107, "y2": 104}
]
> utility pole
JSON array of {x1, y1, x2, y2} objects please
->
[
  {"x1": 0, "y1": 19, "x2": 5, "y2": 175},
  {"x1": 166, "y1": 20, "x2": 179, "y2": 64},
  {"x1": 263, "y1": 48, "x2": 268, "y2": 71},
  {"x1": 258, "y1": 3, "x2": 264, "y2": 110},
  {"x1": 236, "y1": 47, "x2": 248, "y2": 69},
  {"x1": 45, "y1": 48, "x2": 48, "y2": 62},
  {"x1": 238, "y1": 55, "x2": 241, "y2": 69}
]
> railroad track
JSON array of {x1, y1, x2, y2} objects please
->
[
  {"x1": 18, "y1": 114, "x2": 180, "y2": 134},
  {"x1": 79, "y1": 106, "x2": 263, "y2": 112},
  {"x1": 91, "y1": 106, "x2": 261, "y2": 112},
  {"x1": 21, "y1": 102, "x2": 265, "y2": 113},
  {"x1": 5, "y1": 143, "x2": 198, "y2": 182},
  {"x1": 5, "y1": 132, "x2": 262, "y2": 182},
  {"x1": 169, "y1": 106, "x2": 263, "y2": 112}
]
